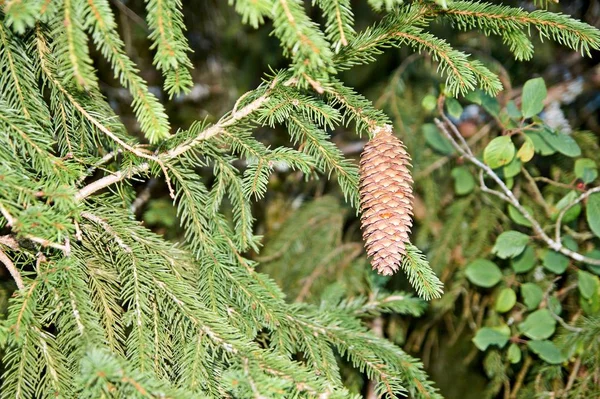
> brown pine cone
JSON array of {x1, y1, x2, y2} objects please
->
[{"x1": 359, "y1": 125, "x2": 414, "y2": 276}]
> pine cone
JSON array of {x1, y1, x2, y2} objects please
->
[{"x1": 359, "y1": 125, "x2": 413, "y2": 276}]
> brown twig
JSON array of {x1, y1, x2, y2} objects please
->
[
  {"x1": 75, "y1": 84, "x2": 274, "y2": 201},
  {"x1": 0, "y1": 202, "x2": 70, "y2": 255},
  {"x1": 0, "y1": 247, "x2": 25, "y2": 290},
  {"x1": 510, "y1": 355, "x2": 532, "y2": 399}
]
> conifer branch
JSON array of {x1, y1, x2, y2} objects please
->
[
  {"x1": 0, "y1": 247, "x2": 24, "y2": 290},
  {"x1": 75, "y1": 83, "x2": 274, "y2": 200}
]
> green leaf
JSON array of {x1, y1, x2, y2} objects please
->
[
  {"x1": 526, "y1": 131, "x2": 556, "y2": 156},
  {"x1": 512, "y1": 246, "x2": 536, "y2": 273},
  {"x1": 464, "y1": 90, "x2": 483, "y2": 105},
  {"x1": 516, "y1": 136, "x2": 535, "y2": 162},
  {"x1": 552, "y1": 191, "x2": 582, "y2": 224},
  {"x1": 508, "y1": 205, "x2": 533, "y2": 227},
  {"x1": 527, "y1": 340, "x2": 564, "y2": 364},
  {"x1": 543, "y1": 250, "x2": 569, "y2": 274},
  {"x1": 519, "y1": 309, "x2": 556, "y2": 340},
  {"x1": 575, "y1": 159, "x2": 598, "y2": 184},
  {"x1": 506, "y1": 101, "x2": 522, "y2": 120},
  {"x1": 422, "y1": 95, "x2": 437, "y2": 112},
  {"x1": 541, "y1": 129, "x2": 581, "y2": 157},
  {"x1": 503, "y1": 157, "x2": 521, "y2": 179},
  {"x1": 581, "y1": 290, "x2": 600, "y2": 315},
  {"x1": 521, "y1": 77, "x2": 547, "y2": 118},
  {"x1": 495, "y1": 288, "x2": 517, "y2": 313},
  {"x1": 492, "y1": 231, "x2": 529, "y2": 259},
  {"x1": 521, "y1": 283, "x2": 544, "y2": 310},
  {"x1": 578, "y1": 270, "x2": 599, "y2": 299},
  {"x1": 481, "y1": 94, "x2": 500, "y2": 117},
  {"x1": 548, "y1": 295, "x2": 562, "y2": 316},
  {"x1": 466, "y1": 259, "x2": 503, "y2": 288},
  {"x1": 423, "y1": 123, "x2": 455, "y2": 155},
  {"x1": 472, "y1": 327, "x2": 509, "y2": 351},
  {"x1": 586, "y1": 193, "x2": 600, "y2": 239},
  {"x1": 484, "y1": 136, "x2": 515, "y2": 169},
  {"x1": 451, "y1": 166, "x2": 475, "y2": 195},
  {"x1": 507, "y1": 343, "x2": 522, "y2": 364},
  {"x1": 446, "y1": 97, "x2": 463, "y2": 119}
]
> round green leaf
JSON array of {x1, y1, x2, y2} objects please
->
[
  {"x1": 578, "y1": 270, "x2": 599, "y2": 300},
  {"x1": 521, "y1": 77, "x2": 547, "y2": 118},
  {"x1": 492, "y1": 231, "x2": 529, "y2": 259},
  {"x1": 507, "y1": 343, "x2": 522, "y2": 364},
  {"x1": 484, "y1": 136, "x2": 516, "y2": 169},
  {"x1": 527, "y1": 340, "x2": 564, "y2": 364},
  {"x1": 495, "y1": 288, "x2": 517, "y2": 313},
  {"x1": 586, "y1": 193, "x2": 600, "y2": 239},
  {"x1": 575, "y1": 158, "x2": 598, "y2": 184},
  {"x1": 503, "y1": 157, "x2": 522, "y2": 179},
  {"x1": 446, "y1": 97, "x2": 463, "y2": 119},
  {"x1": 472, "y1": 327, "x2": 510, "y2": 351},
  {"x1": 466, "y1": 259, "x2": 503, "y2": 288},
  {"x1": 422, "y1": 95, "x2": 437, "y2": 111},
  {"x1": 451, "y1": 166, "x2": 475, "y2": 195},
  {"x1": 543, "y1": 250, "x2": 569, "y2": 274},
  {"x1": 511, "y1": 246, "x2": 536, "y2": 273},
  {"x1": 521, "y1": 283, "x2": 544, "y2": 310},
  {"x1": 519, "y1": 309, "x2": 556, "y2": 340}
]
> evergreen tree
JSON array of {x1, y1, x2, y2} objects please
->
[{"x1": 0, "y1": 0, "x2": 598, "y2": 398}]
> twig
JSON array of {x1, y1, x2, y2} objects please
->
[
  {"x1": 111, "y1": 0, "x2": 148, "y2": 29},
  {"x1": 510, "y1": 356, "x2": 532, "y2": 399},
  {"x1": 564, "y1": 357, "x2": 582, "y2": 398},
  {"x1": 521, "y1": 167, "x2": 552, "y2": 217},
  {"x1": 78, "y1": 149, "x2": 123, "y2": 184},
  {"x1": 130, "y1": 178, "x2": 159, "y2": 214},
  {"x1": 544, "y1": 280, "x2": 583, "y2": 333},
  {"x1": 75, "y1": 85, "x2": 274, "y2": 201},
  {"x1": 533, "y1": 176, "x2": 577, "y2": 191},
  {"x1": 0, "y1": 203, "x2": 16, "y2": 225},
  {"x1": 0, "y1": 247, "x2": 25, "y2": 290},
  {"x1": 81, "y1": 212, "x2": 132, "y2": 253},
  {"x1": 415, "y1": 123, "x2": 491, "y2": 181},
  {"x1": 0, "y1": 202, "x2": 71, "y2": 255},
  {"x1": 433, "y1": 116, "x2": 600, "y2": 266},
  {"x1": 555, "y1": 186, "x2": 600, "y2": 243}
]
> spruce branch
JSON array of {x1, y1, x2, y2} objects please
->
[
  {"x1": 434, "y1": 97, "x2": 600, "y2": 267},
  {"x1": 35, "y1": 26, "x2": 175, "y2": 197},
  {"x1": 82, "y1": 0, "x2": 172, "y2": 142},
  {"x1": 0, "y1": 202, "x2": 71, "y2": 255},
  {"x1": 75, "y1": 81, "x2": 275, "y2": 201},
  {"x1": 428, "y1": 1, "x2": 600, "y2": 57}
]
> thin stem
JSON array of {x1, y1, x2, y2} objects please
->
[
  {"x1": 555, "y1": 186, "x2": 600, "y2": 243},
  {"x1": 433, "y1": 116, "x2": 600, "y2": 266},
  {"x1": 76, "y1": 84, "x2": 274, "y2": 201}
]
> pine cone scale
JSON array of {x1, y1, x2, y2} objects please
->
[{"x1": 358, "y1": 125, "x2": 414, "y2": 276}]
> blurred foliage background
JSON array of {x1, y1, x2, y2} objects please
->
[{"x1": 2, "y1": 1, "x2": 600, "y2": 397}]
